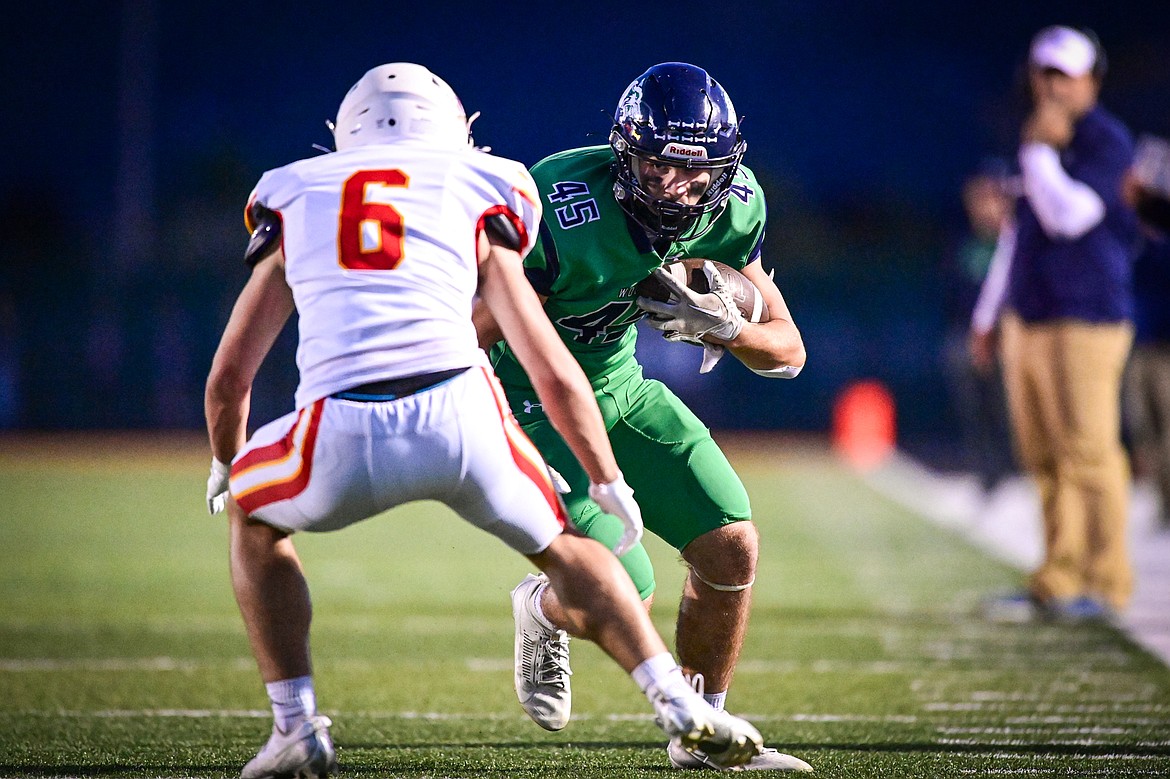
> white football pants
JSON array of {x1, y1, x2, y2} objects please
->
[{"x1": 228, "y1": 366, "x2": 566, "y2": 555}]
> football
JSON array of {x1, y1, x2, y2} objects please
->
[{"x1": 635, "y1": 259, "x2": 770, "y2": 323}]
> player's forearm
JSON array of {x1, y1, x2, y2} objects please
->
[
  {"x1": 203, "y1": 254, "x2": 294, "y2": 463},
  {"x1": 971, "y1": 221, "x2": 1016, "y2": 335},
  {"x1": 479, "y1": 245, "x2": 619, "y2": 485},
  {"x1": 726, "y1": 318, "x2": 806, "y2": 374},
  {"x1": 498, "y1": 301, "x2": 620, "y2": 483},
  {"x1": 472, "y1": 299, "x2": 504, "y2": 351},
  {"x1": 531, "y1": 370, "x2": 619, "y2": 485},
  {"x1": 205, "y1": 369, "x2": 251, "y2": 463}
]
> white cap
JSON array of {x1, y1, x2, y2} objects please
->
[{"x1": 1029, "y1": 26, "x2": 1098, "y2": 77}]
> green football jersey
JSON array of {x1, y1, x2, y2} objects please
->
[{"x1": 490, "y1": 145, "x2": 767, "y2": 391}]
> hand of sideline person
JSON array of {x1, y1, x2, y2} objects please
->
[
  {"x1": 1023, "y1": 99, "x2": 1074, "y2": 149},
  {"x1": 968, "y1": 329, "x2": 998, "y2": 375}
]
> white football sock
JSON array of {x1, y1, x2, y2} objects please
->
[
  {"x1": 531, "y1": 580, "x2": 557, "y2": 632},
  {"x1": 266, "y1": 675, "x2": 316, "y2": 733},
  {"x1": 704, "y1": 691, "x2": 727, "y2": 711},
  {"x1": 632, "y1": 653, "x2": 692, "y2": 700}
]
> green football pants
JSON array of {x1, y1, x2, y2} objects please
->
[{"x1": 517, "y1": 375, "x2": 751, "y2": 599}]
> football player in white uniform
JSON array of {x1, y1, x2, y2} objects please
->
[{"x1": 204, "y1": 63, "x2": 764, "y2": 779}]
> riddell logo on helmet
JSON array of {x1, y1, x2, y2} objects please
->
[{"x1": 663, "y1": 143, "x2": 708, "y2": 160}]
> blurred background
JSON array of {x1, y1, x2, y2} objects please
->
[{"x1": 1, "y1": 0, "x2": 1167, "y2": 468}]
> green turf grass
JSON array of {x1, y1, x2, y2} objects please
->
[{"x1": 0, "y1": 434, "x2": 1167, "y2": 777}]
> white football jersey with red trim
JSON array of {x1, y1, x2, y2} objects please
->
[{"x1": 246, "y1": 142, "x2": 541, "y2": 408}]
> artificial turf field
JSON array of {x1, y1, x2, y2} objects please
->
[{"x1": 1, "y1": 433, "x2": 1168, "y2": 778}]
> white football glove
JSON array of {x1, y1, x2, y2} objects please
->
[
  {"x1": 636, "y1": 260, "x2": 746, "y2": 343},
  {"x1": 588, "y1": 473, "x2": 644, "y2": 557},
  {"x1": 206, "y1": 457, "x2": 230, "y2": 515},
  {"x1": 698, "y1": 343, "x2": 726, "y2": 374},
  {"x1": 642, "y1": 328, "x2": 728, "y2": 375},
  {"x1": 657, "y1": 334, "x2": 727, "y2": 374}
]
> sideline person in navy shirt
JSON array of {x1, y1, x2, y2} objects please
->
[{"x1": 970, "y1": 26, "x2": 1139, "y2": 622}]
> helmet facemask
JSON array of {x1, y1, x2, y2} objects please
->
[
  {"x1": 611, "y1": 130, "x2": 743, "y2": 242},
  {"x1": 608, "y1": 62, "x2": 747, "y2": 244}
]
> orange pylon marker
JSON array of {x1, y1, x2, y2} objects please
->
[{"x1": 832, "y1": 380, "x2": 896, "y2": 471}]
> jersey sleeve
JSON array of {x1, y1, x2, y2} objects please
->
[
  {"x1": 512, "y1": 166, "x2": 543, "y2": 255},
  {"x1": 517, "y1": 154, "x2": 575, "y2": 296},
  {"x1": 521, "y1": 222, "x2": 560, "y2": 296},
  {"x1": 739, "y1": 167, "x2": 768, "y2": 266},
  {"x1": 475, "y1": 160, "x2": 543, "y2": 261},
  {"x1": 243, "y1": 180, "x2": 265, "y2": 234},
  {"x1": 239, "y1": 171, "x2": 277, "y2": 266},
  {"x1": 245, "y1": 165, "x2": 307, "y2": 226},
  {"x1": 696, "y1": 165, "x2": 768, "y2": 271}
]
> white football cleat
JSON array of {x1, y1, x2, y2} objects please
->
[
  {"x1": 668, "y1": 739, "x2": 814, "y2": 772},
  {"x1": 511, "y1": 573, "x2": 573, "y2": 731},
  {"x1": 648, "y1": 683, "x2": 763, "y2": 770},
  {"x1": 241, "y1": 715, "x2": 336, "y2": 779}
]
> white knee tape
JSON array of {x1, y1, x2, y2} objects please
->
[{"x1": 691, "y1": 568, "x2": 755, "y2": 593}]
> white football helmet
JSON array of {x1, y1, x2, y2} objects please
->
[{"x1": 332, "y1": 63, "x2": 472, "y2": 150}]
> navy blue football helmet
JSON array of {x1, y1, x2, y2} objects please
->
[{"x1": 610, "y1": 62, "x2": 746, "y2": 242}]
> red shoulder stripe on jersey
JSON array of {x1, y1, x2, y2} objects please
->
[
  {"x1": 513, "y1": 184, "x2": 539, "y2": 210},
  {"x1": 479, "y1": 367, "x2": 567, "y2": 527},
  {"x1": 244, "y1": 193, "x2": 258, "y2": 233},
  {"x1": 233, "y1": 399, "x2": 325, "y2": 515},
  {"x1": 475, "y1": 204, "x2": 530, "y2": 265}
]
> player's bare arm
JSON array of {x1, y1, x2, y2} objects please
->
[
  {"x1": 721, "y1": 259, "x2": 806, "y2": 374},
  {"x1": 473, "y1": 290, "x2": 553, "y2": 352},
  {"x1": 204, "y1": 250, "x2": 295, "y2": 464},
  {"x1": 476, "y1": 232, "x2": 617, "y2": 486},
  {"x1": 472, "y1": 296, "x2": 506, "y2": 350}
]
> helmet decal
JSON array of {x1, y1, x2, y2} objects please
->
[
  {"x1": 617, "y1": 82, "x2": 645, "y2": 125},
  {"x1": 661, "y1": 142, "x2": 708, "y2": 161}
]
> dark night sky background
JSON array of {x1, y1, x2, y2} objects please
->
[{"x1": 1, "y1": 1, "x2": 1168, "y2": 460}]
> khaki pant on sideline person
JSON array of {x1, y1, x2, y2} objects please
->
[{"x1": 999, "y1": 313, "x2": 1135, "y2": 610}]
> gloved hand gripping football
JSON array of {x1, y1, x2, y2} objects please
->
[
  {"x1": 637, "y1": 260, "x2": 747, "y2": 342},
  {"x1": 636, "y1": 261, "x2": 746, "y2": 373}
]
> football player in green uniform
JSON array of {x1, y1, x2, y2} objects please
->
[{"x1": 476, "y1": 62, "x2": 809, "y2": 771}]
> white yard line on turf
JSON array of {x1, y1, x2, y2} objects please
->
[
  {"x1": 7, "y1": 709, "x2": 919, "y2": 724},
  {"x1": 864, "y1": 452, "x2": 1170, "y2": 667},
  {"x1": 0, "y1": 657, "x2": 254, "y2": 672},
  {"x1": 2, "y1": 651, "x2": 1150, "y2": 676}
]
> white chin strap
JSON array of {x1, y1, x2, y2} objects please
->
[{"x1": 690, "y1": 567, "x2": 755, "y2": 593}]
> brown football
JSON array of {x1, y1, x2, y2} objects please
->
[{"x1": 635, "y1": 259, "x2": 770, "y2": 323}]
